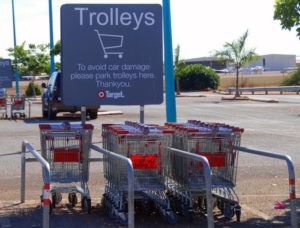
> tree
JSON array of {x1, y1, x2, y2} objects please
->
[
  {"x1": 7, "y1": 41, "x2": 50, "y2": 75},
  {"x1": 50, "y1": 40, "x2": 61, "y2": 70},
  {"x1": 212, "y1": 30, "x2": 259, "y2": 97},
  {"x1": 174, "y1": 44, "x2": 186, "y2": 95},
  {"x1": 274, "y1": 0, "x2": 300, "y2": 39},
  {"x1": 7, "y1": 42, "x2": 50, "y2": 97}
]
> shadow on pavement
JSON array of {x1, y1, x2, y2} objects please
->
[
  {"x1": 23, "y1": 117, "x2": 82, "y2": 124},
  {"x1": 0, "y1": 201, "x2": 298, "y2": 228}
]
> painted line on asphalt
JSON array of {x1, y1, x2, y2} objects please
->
[{"x1": 241, "y1": 204, "x2": 270, "y2": 220}]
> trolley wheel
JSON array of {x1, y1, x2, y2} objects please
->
[
  {"x1": 224, "y1": 203, "x2": 235, "y2": 219},
  {"x1": 141, "y1": 198, "x2": 155, "y2": 215},
  {"x1": 68, "y1": 193, "x2": 78, "y2": 207},
  {"x1": 51, "y1": 193, "x2": 56, "y2": 208},
  {"x1": 117, "y1": 212, "x2": 128, "y2": 226},
  {"x1": 235, "y1": 205, "x2": 241, "y2": 222},
  {"x1": 118, "y1": 54, "x2": 123, "y2": 59},
  {"x1": 51, "y1": 192, "x2": 62, "y2": 208},
  {"x1": 166, "y1": 211, "x2": 178, "y2": 225},
  {"x1": 217, "y1": 198, "x2": 225, "y2": 213},
  {"x1": 104, "y1": 54, "x2": 108, "y2": 59},
  {"x1": 81, "y1": 197, "x2": 92, "y2": 214},
  {"x1": 108, "y1": 205, "x2": 117, "y2": 220},
  {"x1": 181, "y1": 204, "x2": 193, "y2": 222},
  {"x1": 101, "y1": 195, "x2": 106, "y2": 208}
]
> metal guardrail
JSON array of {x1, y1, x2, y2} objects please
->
[
  {"x1": 20, "y1": 141, "x2": 103, "y2": 228},
  {"x1": 238, "y1": 146, "x2": 298, "y2": 228},
  {"x1": 21, "y1": 141, "x2": 50, "y2": 228},
  {"x1": 168, "y1": 147, "x2": 214, "y2": 228},
  {"x1": 90, "y1": 144, "x2": 135, "y2": 228},
  {"x1": 228, "y1": 86, "x2": 300, "y2": 95},
  {"x1": 20, "y1": 140, "x2": 296, "y2": 228}
]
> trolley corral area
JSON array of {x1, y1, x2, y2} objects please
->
[
  {"x1": 20, "y1": 120, "x2": 296, "y2": 228},
  {"x1": 0, "y1": 93, "x2": 299, "y2": 228}
]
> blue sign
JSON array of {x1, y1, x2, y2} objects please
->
[
  {"x1": 61, "y1": 4, "x2": 163, "y2": 106},
  {"x1": 0, "y1": 59, "x2": 13, "y2": 88}
]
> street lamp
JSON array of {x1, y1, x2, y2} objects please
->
[
  {"x1": 11, "y1": 0, "x2": 19, "y2": 94},
  {"x1": 48, "y1": 0, "x2": 55, "y2": 74}
]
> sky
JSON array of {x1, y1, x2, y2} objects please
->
[{"x1": 0, "y1": 0, "x2": 299, "y2": 60}]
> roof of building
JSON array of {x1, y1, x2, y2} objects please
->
[{"x1": 183, "y1": 57, "x2": 218, "y2": 62}]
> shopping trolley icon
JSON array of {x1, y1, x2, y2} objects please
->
[{"x1": 94, "y1": 29, "x2": 124, "y2": 59}]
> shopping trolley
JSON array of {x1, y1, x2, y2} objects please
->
[
  {"x1": 102, "y1": 121, "x2": 177, "y2": 225},
  {"x1": 94, "y1": 29, "x2": 123, "y2": 59},
  {"x1": 0, "y1": 88, "x2": 8, "y2": 118},
  {"x1": 39, "y1": 122, "x2": 94, "y2": 213},
  {"x1": 165, "y1": 120, "x2": 244, "y2": 221},
  {"x1": 10, "y1": 94, "x2": 26, "y2": 119}
]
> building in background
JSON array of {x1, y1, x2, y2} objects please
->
[
  {"x1": 183, "y1": 57, "x2": 226, "y2": 70},
  {"x1": 248, "y1": 54, "x2": 296, "y2": 71},
  {"x1": 184, "y1": 54, "x2": 296, "y2": 71}
]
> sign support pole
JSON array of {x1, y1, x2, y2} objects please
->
[
  {"x1": 48, "y1": 0, "x2": 55, "y2": 74},
  {"x1": 163, "y1": 0, "x2": 176, "y2": 122},
  {"x1": 81, "y1": 106, "x2": 86, "y2": 125},
  {"x1": 139, "y1": 105, "x2": 144, "y2": 123},
  {"x1": 11, "y1": 0, "x2": 19, "y2": 94}
]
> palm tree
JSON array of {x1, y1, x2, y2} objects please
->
[
  {"x1": 213, "y1": 30, "x2": 259, "y2": 97},
  {"x1": 174, "y1": 44, "x2": 186, "y2": 95}
]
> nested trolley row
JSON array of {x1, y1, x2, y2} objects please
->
[
  {"x1": 102, "y1": 121, "x2": 177, "y2": 225},
  {"x1": 165, "y1": 120, "x2": 244, "y2": 221},
  {"x1": 0, "y1": 93, "x2": 28, "y2": 119},
  {"x1": 25, "y1": 120, "x2": 244, "y2": 226}
]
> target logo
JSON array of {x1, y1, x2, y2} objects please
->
[{"x1": 98, "y1": 90, "x2": 106, "y2": 99}]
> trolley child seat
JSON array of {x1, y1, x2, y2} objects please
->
[{"x1": 39, "y1": 122, "x2": 94, "y2": 212}]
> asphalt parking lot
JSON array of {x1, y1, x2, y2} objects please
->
[{"x1": 0, "y1": 92, "x2": 299, "y2": 227}]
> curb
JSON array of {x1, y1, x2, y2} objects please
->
[{"x1": 221, "y1": 96, "x2": 278, "y2": 103}]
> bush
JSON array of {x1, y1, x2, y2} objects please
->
[
  {"x1": 281, "y1": 67, "x2": 300, "y2": 86},
  {"x1": 179, "y1": 64, "x2": 220, "y2": 90},
  {"x1": 25, "y1": 82, "x2": 42, "y2": 96}
]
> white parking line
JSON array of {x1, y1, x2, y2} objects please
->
[{"x1": 241, "y1": 204, "x2": 270, "y2": 220}]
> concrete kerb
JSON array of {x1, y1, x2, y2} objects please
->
[{"x1": 221, "y1": 96, "x2": 279, "y2": 103}]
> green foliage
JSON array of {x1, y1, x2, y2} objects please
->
[
  {"x1": 50, "y1": 40, "x2": 61, "y2": 56},
  {"x1": 173, "y1": 44, "x2": 186, "y2": 94},
  {"x1": 274, "y1": 0, "x2": 300, "y2": 39},
  {"x1": 282, "y1": 67, "x2": 300, "y2": 85},
  {"x1": 212, "y1": 30, "x2": 259, "y2": 96},
  {"x1": 25, "y1": 82, "x2": 42, "y2": 96},
  {"x1": 179, "y1": 64, "x2": 220, "y2": 90},
  {"x1": 7, "y1": 41, "x2": 50, "y2": 75}
]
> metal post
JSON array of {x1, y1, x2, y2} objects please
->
[
  {"x1": 163, "y1": 0, "x2": 177, "y2": 122},
  {"x1": 91, "y1": 145, "x2": 135, "y2": 228},
  {"x1": 48, "y1": 0, "x2": 55, "y2": 74},
  {"x1": 20, "y1": 142, "x2": 26, "y2": 203},
  {"x1": 22, "y1": 141, "x2": 51, "y2": 228},
  {"x1": 81, "y1": 106, "x2": 86, "y2": 125},
  {"x1": 168, "y1": 147, "x2": 214, "y2": 228},
  {"x1": 139, "y1": 105, "x2": 144, "y2": 123},
  {"x1": 238, "y1": 146, "x2": 298, "y2": 228},
  {"x1": 11, "y1": 0, "x2": 19, "y2": 94}
]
